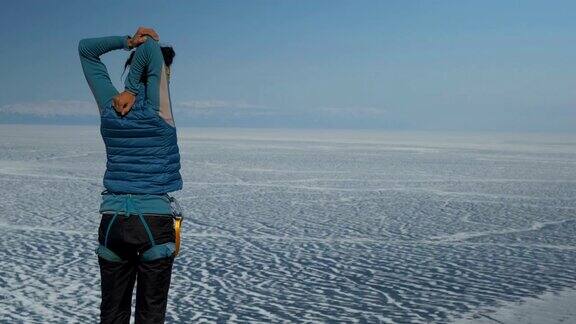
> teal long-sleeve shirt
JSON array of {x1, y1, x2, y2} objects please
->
[{"x1": 78, "y1": 35, "x2": 175, "y2": 127}]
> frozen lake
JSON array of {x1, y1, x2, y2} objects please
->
[{"x1": 0, "y1": 124, "x2": 575, "y2": 323}]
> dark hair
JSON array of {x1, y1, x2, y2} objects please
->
[{"x1": 122, "y1": 46, "x2": 175, "y2": 83}]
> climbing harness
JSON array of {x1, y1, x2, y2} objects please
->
[{"x1": 95, "y1": 191, "x2": 184, "y2": 262}]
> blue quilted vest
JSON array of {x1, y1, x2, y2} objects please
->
[{"x1": 100, "y1": 83, "x2": 183, "y2": 195}]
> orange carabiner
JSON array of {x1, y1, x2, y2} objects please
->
[{"x1": 173, "y1": 216, "x2": 183, "y2": 257}]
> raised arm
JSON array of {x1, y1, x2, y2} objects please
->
[
  {"x1": 78, "y1": 36, "x2": 131, "y2": 113},
  {"x1": 123, "y1": 37, "x2": 165, "y2": 111}
]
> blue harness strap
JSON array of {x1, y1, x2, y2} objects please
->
[
  {"x1": 137, "y1": 212, "x2": 156, "y2": 247},
  {"x1": 95, "y1": 210, "x2": 124, "y2": 262},
  {"x1": 137, "y1": 211, "x2": 176, "y2": 262},
  {"x1": 104, "y1": 210, "x2": 119, "y2": 247}
]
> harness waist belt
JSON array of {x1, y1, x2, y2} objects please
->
[
  {"x1": 99, "y1": 191, "x2": 173, "y2": 215},
  {"x1": 95, "y1": 190, "x2": 185, "y2": 262}
]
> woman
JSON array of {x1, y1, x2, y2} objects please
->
[{"x1": 78, "y1": 27, "x2": 183, "y2": 324}]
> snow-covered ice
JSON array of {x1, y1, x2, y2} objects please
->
[{"x1": 0, "y1": 125, "x2": 575, "y2": 323}]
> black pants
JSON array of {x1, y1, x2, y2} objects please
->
[{"x1": 97, "y1": 213, "x2": 176, "y2": 324}]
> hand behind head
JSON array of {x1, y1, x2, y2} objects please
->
[{"x1": 129, "y1": 27, "x2": 160, "y2": 48}]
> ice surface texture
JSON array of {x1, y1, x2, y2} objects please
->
[{"x1": 0, "y1": 125, "x2": 575, "y2": 323}]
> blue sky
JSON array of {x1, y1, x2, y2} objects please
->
[{"x1": 0, "y1": 0, "x2": 575, "y2": 131}]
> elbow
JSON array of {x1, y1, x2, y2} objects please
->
[
  {"x1": 78, "y1": 39, "x2": 88, "y2": 57},
  {"x1": 131, "y1": 37, "x2": 158, "y2": 59},
  {"x1": 78, "y1": 38, "x2": 93, "y2": 58},
  {"x1": 141, "y1": 36, "x2": 159, "y2": 50}
]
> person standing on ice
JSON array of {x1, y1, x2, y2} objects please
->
[{"x1": 78, "y1": 27, "x2": 184, "y2": 323}]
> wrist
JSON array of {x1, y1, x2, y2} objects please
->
[
  {"x1": 124, "y1": 35, "x2": 133, "y2": 51},
  {"x1": 125, "y1": 89, "x2": 137, "y2": 96}
]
